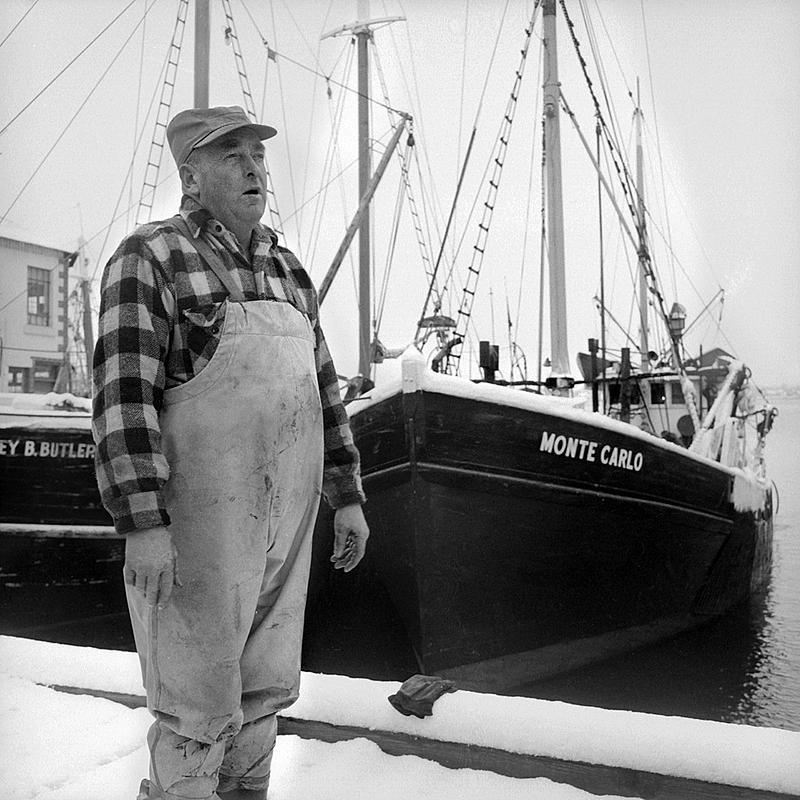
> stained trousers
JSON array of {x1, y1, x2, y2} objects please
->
[{"x1": 127, "y1": 300, "x2": 323, "y2": 799}]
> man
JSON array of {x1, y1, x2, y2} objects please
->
[{"x1": 92, "y1": 105, "x2": 369, "y2": 800}]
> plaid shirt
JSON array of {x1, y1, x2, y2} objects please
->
[{"x1": 92, "y1": 196, "x2": 364, "y2": 534}]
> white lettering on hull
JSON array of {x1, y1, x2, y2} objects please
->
[
  {"x1": 540, "y1": 431, "x2": 644, "y2": 472},
  {"x1": 1, "y1": 438, "x2": 95, "y2": 459}
]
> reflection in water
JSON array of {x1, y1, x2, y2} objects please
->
[
  {"x1": 513, "y1": 515, "x2": 800, "y2": 732},
  {"x1": 731, "y1": 519, "x2": 800, "y2": 730}
]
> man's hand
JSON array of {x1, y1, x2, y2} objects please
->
[
  {"x1": 330, "y1": 504, "x2": 369, "y2": 572},
  {"x1": 124, "y1": 525, "x2": 180, "y2": 607}
]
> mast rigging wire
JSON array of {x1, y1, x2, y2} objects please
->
[
  {"x1": 1, "y1": 0, "x2": 160, "y2": 228},
  {"x1": 0, "y1": 0, "x2": 141, "y2": 137},
  {"x1": 0, "y1": 0, "x2": 41, "y2": 50},
  {"x1": 638, "y1": 0, "x2": 678, "y2": 300}
]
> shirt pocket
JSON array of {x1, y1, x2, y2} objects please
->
[{"x1": 180, "y1": 301, "x2": 227, "y2": 381}]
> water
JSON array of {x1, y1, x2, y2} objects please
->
[{"x1": 515, "y1": 395, "x2": 800, "y2": 731}]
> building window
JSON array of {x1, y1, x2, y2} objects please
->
[
  {"x1": 27, "y1": 266, "x2": 51, "y2": 326},
  {"x1": 671, "y1": 382, "x2": 685, "y2": 404},
  {"x1": 32, "y1": 360, "x2": 60, "y2": 393},
  {"x1": 8, "y1": 366, "x2": 29, "y2": 393}
]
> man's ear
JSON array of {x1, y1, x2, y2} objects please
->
[{"x1": 179, "y1": 162, "x2": 201, "y2": 198}]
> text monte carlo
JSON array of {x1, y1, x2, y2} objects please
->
[{"x1": 539, "y1": 430, "x2": 644, "y2": 472}]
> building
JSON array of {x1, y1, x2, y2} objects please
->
[{"x1": 0, "y1": 235, "x2": 74, "y2": 394}]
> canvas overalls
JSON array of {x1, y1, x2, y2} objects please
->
[{"x1": 127, "y1": 281, "x2": 323, "y2": 798}]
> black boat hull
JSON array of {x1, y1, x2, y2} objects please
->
[{"x1": 311, "y1": 384, "x2": 773, "y2": 689}]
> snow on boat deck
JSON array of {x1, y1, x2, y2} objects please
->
[{"x1": 1, "y1": 636, "x2": 798, "y2": 800}]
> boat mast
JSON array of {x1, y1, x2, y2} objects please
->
[
  {"x1": 356, "y1": 0, "x2": 372, "y2": 379},
  {"x1": 194, "y1": 0, "x2": 210, "y2": 108},
  {"x1": 322, "y1": 3, "x2": 403, "y2": 379},
  {"x1": 634, "y1": 81, "x2": 649, "y2": 372},
  {"x1": 542, "y1": 0, "x2": 573, "y2": 392}
]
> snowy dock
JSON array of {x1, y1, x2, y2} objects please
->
[{"x1": 2, "y1": 636, "x2": 798, "y2": 800}]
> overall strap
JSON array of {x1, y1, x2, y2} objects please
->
[{"x1": 172, "y1": 216, "x2": 247, "y2": 303}]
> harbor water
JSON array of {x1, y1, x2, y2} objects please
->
[{"x1": 6, "y1": 398, "x2": 798, "y2": 733}]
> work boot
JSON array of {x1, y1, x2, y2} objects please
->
[{"x1": 137, "y1": 779, "x2": 223, "y2": 800}]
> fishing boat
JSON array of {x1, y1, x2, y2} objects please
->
[
  {"x1": 0, "y1": 1, "x2": 777, "y2": 688},
  {"x1": 307, "y1": 0, "x2": 777, "y2": 690}
]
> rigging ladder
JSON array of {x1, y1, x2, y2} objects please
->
[
  {"x1": 135, "y1": 0, "x2": 189, "y2": 227},
  {"x1": 444, "y1": 8, "x2": 538, "y2": 374},
  {"x1": 221, "y1": 0, "x2": 283, "y2": 237}
]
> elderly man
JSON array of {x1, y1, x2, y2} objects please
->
[{"x1": 92, "y1": 106, "x2": 369, "y2": 800}]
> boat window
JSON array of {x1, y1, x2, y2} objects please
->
[
  {"x1": 609, "y1": 382, "x2": 642, "y2": 405},
  {"x1": 650, "y1": 382, "x2": 666, "y2": 405},
  {"x1": 671, "y1": 383, "x2": 685, "y2": 404}
]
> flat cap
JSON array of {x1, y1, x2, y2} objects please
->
[{"x1": 166, "y1": 105, "x2": 277, "y2": 167}]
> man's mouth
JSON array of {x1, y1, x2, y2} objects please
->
[{"x1": 243, "y1": 188, "x2": 261, "y2": 196}]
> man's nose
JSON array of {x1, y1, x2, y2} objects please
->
[{"x1": 242, "y1": 154, "x2": 259, "y2": 175}]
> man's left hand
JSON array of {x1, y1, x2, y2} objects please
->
[{"x1": 331, "y1": 503, "x2": 369, "y2": 572}]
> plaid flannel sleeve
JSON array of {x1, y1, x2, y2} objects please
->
[
  {"x1": 314, "y1": 319, "x2": 366, "y2": 509},
  {"x1": 91, "y1": 232, "x2": 173, "y2": 534}
]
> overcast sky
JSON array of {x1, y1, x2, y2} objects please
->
[{"x1": 1, "y1": 0, "x2": 798, "y2": 387}]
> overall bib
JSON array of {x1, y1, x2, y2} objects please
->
[{"x1": 127, "y1": 297, "x2": 323, "y2": 799}]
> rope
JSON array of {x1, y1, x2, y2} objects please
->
[
  {"x1": 0, "y1": 0, "x2": 41, "y2": 50},
  {"x1": 93, "y1": 24, "x2": 178, "y2": 279},
  {"x1": 0, "y1": 0, "x2": 140, "y2": 136},
  {"x1": 638, "y1": 0, "x2": 678, "y2": 300},
  {"x1": 559, "y1": 0, "x2": 692, "y2": 395},
  {"x1": 1, "y1": 0, "x2": 160, "y2": 228},
  {"x1": 267, "y1": 0, "x2": 300, "y2": 232}
]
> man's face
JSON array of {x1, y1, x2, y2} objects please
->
[{"x1": 190, "y1": 128, "x2": 267, "y2": 237}]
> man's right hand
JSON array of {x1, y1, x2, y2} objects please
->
[{"x1": 124, "y1": 525, "x2": 181, "y2": 608}]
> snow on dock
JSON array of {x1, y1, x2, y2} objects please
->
[{"x1": 2, "y1": 636, "x2": 798, "y2": 800}]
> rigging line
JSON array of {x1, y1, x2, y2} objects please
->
[
  {"x1": 638, "y1": 0, "x2": 678, "y2": 301},
  {"x1": 268, "y1": 45, "x2": 405, "y2": 116},
  {"x1": 268, "y1": 1, "x2": 300, "y2": 237},
  {"x1": 455, "y1": 0, "x2": 470, "y2": 246},
  {"x1": 304, "y1": 43, "x2": 354, "y2": 270},
  {"x1": 393, "y1": 0, "x2": 449, "y2": 248},
  {"x1": 129, "y1": 0, "x2": 149, "y2": 231},
  {"x1": 293, "y1": 23, "x2": 348, "y2": 246},
  {"x1": 373, "y1": 44, "x2": 439, "y2": 313},
  {"x1": 471, "y1": 0, "x2": 511, "y2": 126},
  {"x1": 0, "y1": 287, "x2": 28, "y2": 315},
  {"x1": 93, "y1": 3, "x2": 176, "y2": 279},
  {"x1": 514, "y1": 38, "x2": 544, "y2": 342},
  {"x1": 588, "y1": 0, "x2": 634, "y2": 103},
  {"x1": 578, "y1": 0, "x2": 630, "y2": 167},
  {"x1": 416, "y1": 126, "x2": 478, "y2": 337},
  {"x1": 0, "y1": 0, "x2": 140, "y2": 136},
  {"x1": 0, "y1": 0, "x2": 159, "y2": 228},
  {"x1": 0, "y1": 0, "x2": 41, "y2": 50},
  {"x1": 306, "y1": 47, "x2": 352, "y2": 262},
  {"x1": 85, "y1": 168, "x2": 177, "y2": 279},
  {"x1": 376, "y1": 157, "x2": 407, "y2": 331}
]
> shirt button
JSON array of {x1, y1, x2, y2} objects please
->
[{"x1": 210, "y1": 324, "x2": 220, "y2": 334}]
